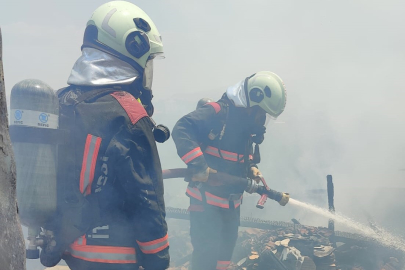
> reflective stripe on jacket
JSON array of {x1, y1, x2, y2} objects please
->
[
  {"x1": 68, "y1": 236, "x2": 137, "y2": 264},
  {"x1": 181, "y1": 147, "x2": 203, "y2": 164},
  {"x1": 80, "y1": 134, "x2": 102, "y2": 195},
  {"x1": 186, "y1": 186, "x2": 242, "y2": 209},
  {"x1": 137, "y1": 233, "x2": 169, "y2": 254}
]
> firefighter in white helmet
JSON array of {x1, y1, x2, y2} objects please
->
[
  {"x1": 172, "y1": 71, "x2": 289, "y2": 270},
  {"x1": 39, "y1": 2, "x2": 170, "y2": 270}
]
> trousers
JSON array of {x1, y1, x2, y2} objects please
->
[{"x1": 189, "y1": 201, "x2": 240, "y2": 270}]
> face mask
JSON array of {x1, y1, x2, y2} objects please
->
[
  {"x1": 125, "y1": 78, "x2": 154, "y2": 117},
  {"x1": 249, "y1": 107, "x2": 267, "y2": 144},
  {"x1": 251, "y1": 129, "x2": 265, "y2": 144}
]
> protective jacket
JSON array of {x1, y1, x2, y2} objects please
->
[
  {"x1": 173, "y1": 96, "x2": 261, "y2": 270},
  {"x1": 58, "y1": 85, "x2": 169, "y2": 269},
  {"x1": 172, "y1": 97, "x2": 259, "y2": 207}
]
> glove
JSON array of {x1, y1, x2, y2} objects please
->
[
  {"x1": 250, "y1": 167, "x2": 262, "y2": 183},
  {"x1": 39, "y1": 236, "x2": 63, "y2": 267},
  {"x1": 191, "y1": 167, "x2": 217, "y2": 182},
  {"x1": 278, "y1": 192, "x2": 290, "y2": 206}
]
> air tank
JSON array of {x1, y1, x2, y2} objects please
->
[
  {"x1": 10, "y1": 79, "x2": 59, "y2": 229},
  {"x1": 196, "y1": 97, "x2": 214, "y2": 110}
]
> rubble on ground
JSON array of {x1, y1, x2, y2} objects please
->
[
  {"x1": 29, "y1": 218, "x2": 405, "y2": 270},
  {"x1": 168, "y1": 221, "x2": 405, "y2": 270}
]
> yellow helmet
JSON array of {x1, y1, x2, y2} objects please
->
[
  {"x1": 245, "y1": 71, "x2": 287, "y2": 118},
  {"x1": 82, "y1": 1, "x2": 163, "y2": 74}
]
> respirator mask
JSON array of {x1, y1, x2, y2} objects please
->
[
  {"x1": 249, "y1": 107, "x2": 268, "y2": 144},
  {"x1": 130, "y1": 56, "x2": 170, "y2": 143}
]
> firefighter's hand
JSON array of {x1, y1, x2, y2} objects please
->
[
  {"x1": 250, "y1": 167, "x2": 262, "y2": 183},
  {"x1": 192, "y1": 167, "x2": 217, "y2": 182},
  {"x1": 278, "y1": 193, "x2": 290, "y2": 206}
]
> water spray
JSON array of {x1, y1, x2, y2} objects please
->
[
  {"x1": 163, "y1": 168, "x2": 405, "y2": 253},
  {"x1": 289, "y1": 198, "x2": 405, "y2": 253}
]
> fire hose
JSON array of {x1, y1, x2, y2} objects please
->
[
  {"x1": 163, "y1": 170, "x2": 390, "y2": 252},
  {"x1": 162, "y1": 168, "x2": 289, "y2": 208}
]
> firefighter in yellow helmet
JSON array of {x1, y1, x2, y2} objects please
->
[
  {"x1": 172, "y1": 71, "x2": 289, "y2": 270},
  {"x1": 39, "y1": 2, "x2": 170, "y2": 270}
]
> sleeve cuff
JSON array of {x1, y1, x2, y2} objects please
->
[{"x1": 250, "y1": 163, "x2": 258, "y2": 169}]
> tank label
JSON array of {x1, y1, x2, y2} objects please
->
[{"x1": 10, "y1": 109, "x2": 58, "y2": 129}]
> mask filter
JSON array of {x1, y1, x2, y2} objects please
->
[
  {"x1": 251, "y1": 133, "x2": 265, "y2": 144},
  {"x1": 149, "y1": 118, "x2": 170, "y2": 143},
  {"x1": 251, "y1": 116, "x2": 266, "y2": 144},
  {"x1": 153, "y1": 124, "x2": 170, "y2": 143}
]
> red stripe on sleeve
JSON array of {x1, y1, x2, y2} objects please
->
[
  {"x1": 80, "y1": 135, "x2": 92, "y2": 194},
  {"x1": 181, "y1": 147, "x2": 203, "y2": 164},
  {"x1": 86, "y1": 137, "x2": 102, "y2": 195}
]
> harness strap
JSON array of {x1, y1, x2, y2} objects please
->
[{"x1": 186, "y1": 186, "x2": 242, "y2": 209}]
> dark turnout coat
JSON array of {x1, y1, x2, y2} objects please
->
[
  {"x1": 58, "y1": 85, "x2": 169, "y2": 269},
  {"x1": 172, "y1": 99, "x2": 258, "y2": 208},
  {"x1": 172, "y1": 98, "x2": 262, "y2": 270}
]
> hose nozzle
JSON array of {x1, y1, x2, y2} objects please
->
[{"x1": 257, "y1": 187, "x2": 290, "y2": 206}]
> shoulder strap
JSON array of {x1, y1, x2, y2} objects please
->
[
  {"x1": 56, "y1": 86, "x2": 69, "y2": 97},
  {"x1": 74, "y1": 88, "x2": 118, "y2": 105},
  {"x1": 58, "y1": 85, "x2": 119, "y2": 107}
]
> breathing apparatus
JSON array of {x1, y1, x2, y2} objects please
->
[
  {"x1": 9, "y1": 3, "x2": 170, "y2": 265},
  {"x1": 196, "y1": 98, "x2": 214, "y2": 110},
  {"x1": 200, "y1": 93, "x2": 267, "y2": 164},
  {"x1": 249, "y1": 107, "x2": 267, "y2": 164},
  {"x1": 9, "y1": 79, "x2": 62, "y2": 261},
  {"x1": 125, "y1": 77, "x2": 170, "y2": 143}
]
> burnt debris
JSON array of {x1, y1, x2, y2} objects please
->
[{"x1": 166, "y1": 212, "x2": 405, "y2": 270}]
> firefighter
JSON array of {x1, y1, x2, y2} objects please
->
[
  {"x1": 172, "y1": 71, "x2": 289, "y2": 270},
  {"x1": 42, "y1": 2, "x2": 170, "y2": 270}
]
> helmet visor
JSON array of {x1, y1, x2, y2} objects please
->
[
  {"x1": 253, "y1": 106, "x2": 276, "y2": 127},
  {"x1": 142, "y1": 53, "x2": 165, "y2": 90},
  {"x1": 265, "y1": 113, "x2": 276, "y2": 127},
  {"x1": 152, "y1": 52, "x2": 165, "y2": 60}
]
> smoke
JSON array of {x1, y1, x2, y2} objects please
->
[
  {"x1": 149, "y1": 0, "x2": 405, "y2": 236},
  {"x1": 1, "y1": 1, "x2": 405, "y2": 268}
]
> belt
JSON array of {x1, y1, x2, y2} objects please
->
[{"x1": 186, "y1": 186, "x2": 243, "y2": 209}]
